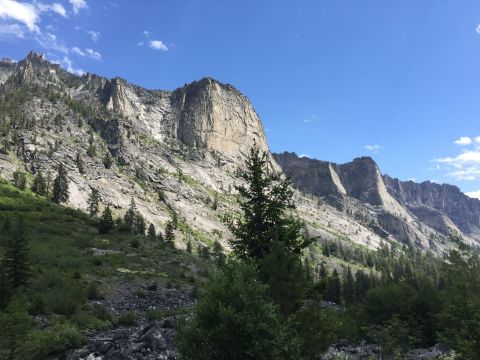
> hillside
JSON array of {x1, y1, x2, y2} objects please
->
[{"x1": 0, "y1": 177, "x2": 205, "y2": 359}]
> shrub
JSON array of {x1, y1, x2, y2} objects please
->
[{"x1": 115, "y1": 311, "x2": 138, "y2": 326}]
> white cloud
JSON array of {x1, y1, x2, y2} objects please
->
[
  {"x1": 434, "y1": 136, "x2": 480, "y2": 181},
  {"x1": 365, "y1": 144, "x2": 381, "y2": 154},
  {"x1": 37, "y1": 3, "x2": 67, "y2": 18},
  {"x1": 299, "y1": 154, "x2": 310, "y2": 158},
  {"x1": 466, "y1": 190, "x2": 480, "y2": 200},
  {"x1": 35, "y1": 31, "x2": 68, "y2": 53},
  {"x1": 0, "y1": 0, "x2": 40, "y2": 32},
  {"x1": 435, "y1": 150, "x2": 480, "y2": 164},
  {"x1": 149, "y1": 40, "x2": 168, "y2": 51},
  {"x1": 71, "y1": 46, "x2": 102, "y2": 60},
  {"x1": 69, "y1": 0, "x2": 87, "y2": 14},
  {"x1": 86, "y1": 29, "x2": 100, "y2": 42},
  {"x1": 0, "y1": 22, "x2": 25, "y2": 38},
  {"x1": 476, "y1": 24, "x2": 480, "y2": 34},
  {"x1": 51, "y1": 56, "x2": 84, "y2": 75},
  {"x1": 454, "y1": 136, "x2": 472, "y2": 145}
]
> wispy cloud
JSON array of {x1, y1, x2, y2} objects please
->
[
  {"x1": 476, "y1": 24, "x2": 480, "y2": 34},
  {"x1": 51, "y1": 56, "x2": 84, "y2": 75},
  {"x1": 86, "y1": 29, "x2": 100, "y2": 42},
  {"x1": 434, "y1": 136, "x2": 480, "y2": 181},
  {"x1": 69, "y1": 0, "x2": 87, "y2": 15},
  {"x1": 365, "y1": 144, "x2": 381, "y2": 154},
  {"x1": 37, "y1": 3, "x2": 68, "y2": 18},
  {"x1": 71, "y1": 46, "x2": 102, "y2": 60},
  {"x1": 304, "y1": 114, "x2": 319, "y2": 123},
  {"x1": 454, "y1": 136, "x2": 472, "y2": 146}
]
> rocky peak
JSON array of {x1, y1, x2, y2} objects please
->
[
  {"x1": 384, "y1": 175, "x2": 480, "y2": 237},
  {"x1": 172, "y1": 77, "x2": 270, "y2": 162}
]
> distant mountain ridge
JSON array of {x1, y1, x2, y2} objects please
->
[{"x1": 274, "y1": 152, "x2": 480, "y2": 246}]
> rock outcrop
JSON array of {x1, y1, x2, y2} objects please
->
[{"x1": 274, "y1": 152, "x2": 480, "y2": 247}]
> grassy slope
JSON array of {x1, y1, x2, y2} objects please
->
[{"x1": 0, "y1": 178, "x2": 205, "y2": 357}]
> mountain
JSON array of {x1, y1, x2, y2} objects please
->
[
  {"x1": 274, "y1": 151, "x2": 480, "y2": 248},
  {"x1": 1, "y1": 51, "x2": 478, "y2": 359},
  {"x1": 0, "y1": 51, "x2": 475, "y2": 257}
]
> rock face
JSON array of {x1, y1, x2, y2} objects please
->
[
  {"x1": 384, "y1": 176, "x2": 480, "y2": 238},
  {"x1": 274, "y1": 152, "x2": 480, "y2": 246}
]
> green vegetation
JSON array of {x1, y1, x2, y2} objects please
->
[
  {"x1": 178, "y1": 145, "x2": 480, "y2": 359},
  {"x1": 0, "y1": 178, "x2": 204, "y2": 358}
]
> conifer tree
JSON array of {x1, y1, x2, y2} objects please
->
[
  {"x1": 52, "y1": 163, "x2": 69, "y2": 204},
  {"x1": 147, "y1": 223, "x2": 156, "y2": 241},
  {"x1": 12, "y1": 170, "x2": 26, "y2": 190},
  {"x1": 186, "y1": 239, "x2": 192, "y2": 253},
  {"x1": 343, "y1": 267, "x2": 356, "y2": 304},
  {"x1": 325, "y1": 269, "x2": 342, "y2": 304},
  {"x1": 2, "y1": 217, "x2": 30, "y2": 290},
  {"x1": 123, "y1": 198, "x2": 137, "y2": 233},
  {"x1": 134, "y1": 213, "x2": 146, "y2": 235},
  {"x1": 87, "y1": 188, "x2": 101, "y2": 217},
  {"x1": 31, "y1": 171, "x2": 47, "y2": 196},
  {"x1": 99, "y1": 206, "x2": 114, "y2": 234},
  {"x1": 75, "y1": 151, "x2": 85, "y2": 174},
  {"x1": 165, "y1": 221, "x2": 175, "y2": 247},
  {"x1": 225, "y1": 145, "x2": 309, "y2": 262},
  {"x1": 0, "y1": 295, "x2": 31, "y2": 359}
]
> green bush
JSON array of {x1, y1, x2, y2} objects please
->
[
  {"x1": 115, "y1": 311, "x2": 138, "y2": 326},
  {"x1": 22, "y1": 323, "x2": 85, "y2": 359}
]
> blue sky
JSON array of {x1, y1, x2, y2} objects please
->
[{"x1": 1, "y1": 0, "x2": 480, "y2": 197}]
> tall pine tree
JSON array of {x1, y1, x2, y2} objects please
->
[
  {"x1": 31, "y1": 171, "x2": 47, "y2": 196},
  {"x1": 2, "y1": 217, "x2": 30, "y2": 290},
  {"x1": 225, "y1": 145, "x2": 309, "y2": 262},
  {"x1": 52, "y1": 163, "x2": 69, "y2": 204},
  {"x1": 87, "y1": 188, "x2": 101, "y2": 217}
]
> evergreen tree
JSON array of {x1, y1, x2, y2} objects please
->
[
  {"x1": 325, "y1": 269, "x2": 342, "y2": 304},
  {"x1": 355, "y1": 270, "x2": 371, "y2": 302},
  {"x1": 99, "y1": 207, "x2": 114, "y2": 234},
  {"x1": 0, "y1": 295, "x2": 31, "y2": 360},
  {"x1": 45, "y1": 171, "x2": 53, "y2": 198},
  {"x1": 87, "y1": 188, "x2": 101, "y2": 217},
  {"x1": 75, "y1": 151, "x2": 85, "y2": 174},
  {"x1": 31, "y1": 171, "x2": 47, "y2": 196},
  {"x1": 103, "y1": 151, "x2": 113, "y2": 169},
  {"x1": 123, "y1": 198, "x2": 137, "y2": 233},
  {"x1": 176, "y1": 261, "x2": 301, "y2": 360},
  {"x1": 134, "y1": 213, "x2": 146, "y2": 235},
  {"x1": 12, "y1": 170, "x2": 26, "y2": 190},
  {"x1": 165, "y1": 221, "x2": 175, "y2": 247},
  {"x1": 343, "y1": 267, "x2": 356, "y2": 304},
  {"x1": 157, "y1": 231, "x2": 164, "y2": 244},
  {"x1": 212, "y1": 241, "x2": 226, "y2": 266},
  {"x1": 259, "y1": 241, "x2": 307, "y2": 315},
  {"x1": 2, "y1": 217, "x2": 30, "y2": 290},
  {"x1": 186, "y1": 239, "x2": 192, "y2": 253},
  {"x1": 147, "y1": 223, "x2": 156, "y2": 241},
  {"x1": 52, "y1": 163, "x2": 69, "y2": 204},
  {"x1": 225, "y1": 145, "x2": 309, "y2": 262}
]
